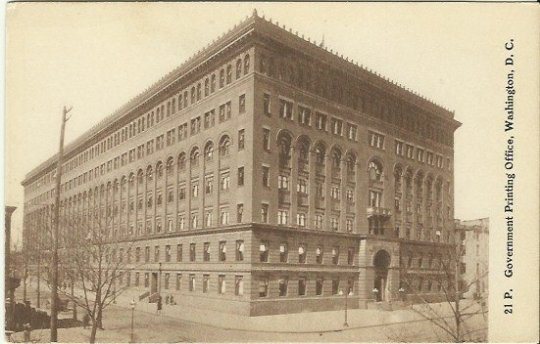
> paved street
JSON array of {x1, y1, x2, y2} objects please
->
[{"x1": 12, "y1": 283, "x2": 487, "y2": 342}]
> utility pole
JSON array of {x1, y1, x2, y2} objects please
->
[{"x1": 50, "y1": 106, "x2": 72, "y2": 342}]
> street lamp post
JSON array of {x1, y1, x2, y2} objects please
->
[
  {"x1": 338, "y1": 289, "x2": 352, "y2": 327},
  {"x1": 129, "y1": 299, "x2": 136, "y2": 343}
]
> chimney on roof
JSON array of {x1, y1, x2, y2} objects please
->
[{"x1": 252, "y1": 9, "x2": 258, "y2": 17}]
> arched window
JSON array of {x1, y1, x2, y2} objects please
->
[
  {"x1": 244, "y1": 54, "x2": 250, "y2": 75},
  {"x1": 435, "y1": 178, "x2": 442, "y2": 201},
  {"x1": 191, "y1": 86, "x2": 196, "y2": 104},
  {"x1": 219, "y1": 136, "x2": 231, "y2": 157},
  {"x1": 346, "y1": 154, "x2": 356, "y2": 175},
  {"x1": 368, "y1": 160, "x2": 383, "y2": 181},
  {"x1": 236, "y1": 59, "x2": 242, "y2": 79},
  {"x1": 166, "y1": 157, "x2": 174, "y2": 175},
  {"x1": 196, "y1": 83, "x2": 201, "y2": 101},
  {"x1": 405, "y1": 170, "x2": 413, "y2": 195},
  {"x1": 219, "y1": 69, "x2": 225, "y2": 88},
  {"x1": 146, "y1": 166, "x2": 153, "y2": 182},
  {"x1": 190, "y1": 148, "x2": 200, "y2": 167},
  {"x1": 204, "y1": 78, "x2": 209, "y2": 97},
  {"x1": 331, "y1": 149, "x2": 342, "y2": 170},
  {"x1": 204, "y1": 141, "x2": 214, "y2": 161},
  {"x1": 394, "y1": 166, "x2": 403, "y2": 188},
  {"x1": 415, "y1": 172, "x2": 424, "y2": 197},
  {"x1": 226, "y1": 64, "x2": 232, "y2": 84},
  {"x1": 211, "y1": 74, "x2": 216, "y2": 93},
  {"x1": 277, "y1": 133, "x2": 292, "y2": 167},
  {"x1": 315, "y1": 144, "x2": 326, "y2": 166},
  {"x1": 156, "y1": 162, "x2": 164, "y2": 180},
  {"x1": 177, "y1": 153, "x2": 186, "y2": 171}
]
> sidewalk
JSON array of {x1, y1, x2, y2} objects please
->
[
  {"x1": 113, "y1": 290, "x2": 470, "y2": 334},
  {"x1": 19, "y1": 281, "x2": 486, "y2": 335}
]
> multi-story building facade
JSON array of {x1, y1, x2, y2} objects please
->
[
  {"x1": 456, "y1": 218, "x2": 489, "y2": 299},
  {"x1": 22, "y1": 11, "x2": 461, "y2": 316}
]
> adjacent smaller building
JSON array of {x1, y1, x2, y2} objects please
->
[{"x1": 456, "y1": 218, "x2": 489, "y2": 299}]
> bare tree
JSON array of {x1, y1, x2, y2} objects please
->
[
  {"x1": 40, "y1": 213, "x2": 135, "y2": 343},
  {"x1": 398, "y1": 228, "x2": 488, "y2": 342}
]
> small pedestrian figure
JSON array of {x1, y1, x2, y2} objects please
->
[
  {"x1": 156, "y1": 296, "x2": 162, "y2": 315},
  {"x1": 82, "y1": 313, "x2": 90, "y2": 329},
  {"x1": 23, "y1": 323, "x2": 32, "y2": 342}
]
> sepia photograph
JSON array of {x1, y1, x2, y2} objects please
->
[{"x1": 3, "y1": 2, "x2": 539, "y2": 343}]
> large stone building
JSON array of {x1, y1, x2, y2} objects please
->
[
  {"x1": 456, "y1": 218, "x2": 489, "y2": 299},
  {"x1": 22, "y1": 11, "x2": 461, "y2": 316}
]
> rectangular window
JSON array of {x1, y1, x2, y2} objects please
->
[
  {"x1": 154, "y1": 245, "x2": 160, "y2": 262},
  {"x1": 263, "y1": 93, "x2": 271, "y2": 116},
  {"x1": 416, "y1": 148, "x2": 424, "y2": 162},
  {"x1": 261, "y1": 203, "x2": 269, "y2": 223},
  {"x1": 164, "y1": 273, "x2": 170, "y2": 290},
  {"x1": 176, "y1": 244, "x2": 183, "y2": 262},
  {"x1": 258, "y1": 278, "x2": 268, "y2": 297},
  {"x1": 236, "y1": 204, "x2": 243, "y2": 223},
  {"x1": 176, "y1": 273, "x2": 182, "y2": 290},
  {"x1": 316, "y1": 112, "x2": 327, "y2": 131},
  {"x1": 237, "y1": 167, "x2": 244, "y2": 186},
  {"x1": 135, "y1": 272, "x2": 140, "y2": 286},
  {"x1": 368, "y1": 131, "x2": 385, "y2": 149},
  {"x1": 347, "y1": 247, "x2": 354, "y2": 265},
  {"x1": 279, "y1": 277, "x2": 288, "y2": 297},
  {"x1": 298, "y1": 106, "x2": 311, "y2": 126},
  {"x1": 190, "y1": 243, "x2": 196, "y2": 262},
  {"x1": 189, "y1": 274, "x2": 196, "y2": 292},
  {"x1": 259, "y1": 241, "x2": 269, "y2": 262},
  {"x1": 262, "y1": 166, "x2": 270, "y2": 187},
  {"x1": 203, "y1": 274, "x2": 209, "y2": 293},
  {"x1": 296, "y1": 213, "x2": 306, "y2": 227},
  {"x1": 218, "y1": 275, "x2": 226, "y2": 294},
  {"x1": 332, "y1": 279, "x2": 340, "y2": 295},
  {"x1": 238, "y1": 129, "x2": 245, "y2": 150},
  {"x1": 262, "y1": 128, "x2": 270, "y2": 151},
  {"x1": 236, "y1": 240, "x2": 245, "y2": 261},
  {"x1": 220, "y1": 209, "x2": 229, "y2": 225},
  {"x1": 239, "y1": 94, "x2": 246, "y2": 114},
  {"x1": 406, "y1": 144, "x2": 414, "y2": 159},
  {"x1": 278, "y1": 175, "x2": 289, "y2": 190},
  {"x1": 203, "y1": 242, "x2": 210, "y2": 261},
  {"x1": 219, "y1": 241, "x2": 227, "y2": 261},
  {"x1": 332, "y1": 246, "x2": 340, "y2": 265},
  {"x1": 395, "y1": 140, "x2": 404, "y2": 156},
  {"x1": 235, "y1": 276, "x2": 244, "y2": 296},
  {"x1": 347, "y1": 124, "x2": 358, "y2": 141},
  {"x1": 165, "y1": 245, "x2": 171, "y2": 262},
  {"x1": 316, "y1": 278, "x2": 323, "y2": 295},
  {"x1": 298, "y1": 277, "x2": 306, "y2": 296},
  {"x1": 332, "y1": 118, "x2": 343, "y2": 136},
  {"x1": 315, "y1": 215, "x2": 323, "y2": 229},
  {"x1": 145, "y1": 246, "x2": 150, "y2": 262},
  {"x1": 279, "y1": 99, "x2": 293, "y2": 120},
  {"x1": 298, "y1": 244, "x2": 307, "y2": 264},
  {"x1": 279, "y1": 242, "x2": 288, "y2": 263},
  {"x1": 278, "y1": 210, "x2": 289, "y2": 225}
]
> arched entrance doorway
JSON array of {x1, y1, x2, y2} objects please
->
[{"x1": 373, "y1": 250, "x2": 391, "y2": 302}]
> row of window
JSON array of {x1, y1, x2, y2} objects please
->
[
  {"x1": 126, "y1": 271, "x2": 245, "y2": 296},
  {"x1": 394, "y1": 140, "x2": 448, "y2": 168},
  {"x1": 121, "y1": 240, "x2": 355, "y2": 266},
  {"x1": 27, "y1": 122, "x2": 244, "y2": 208},
  {"x1": 257, "y1": 51, "x2": 454, "y2": 147},
  {"x1": 257, "y1": 277, "x2": 354, "y2": 298},
  {"x1": 27, "y1": 52, "x2": 251, "y2": 193},
  {"x1": 263, "y1": 94, "x2": 358, "y2": 141}
]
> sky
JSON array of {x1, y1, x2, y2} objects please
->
[{"x1": 4, "y1": 2, "x2": 539, "y2": 249}]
